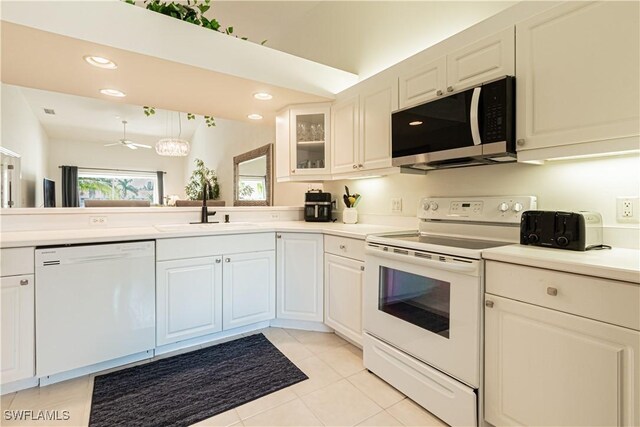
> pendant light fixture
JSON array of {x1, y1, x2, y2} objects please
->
[{"x1": 156, "y1": 112, "x2": 190, "y2": 156}]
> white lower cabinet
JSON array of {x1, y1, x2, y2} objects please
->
[
  {"x1": 485, "y1": 261, "x2": 640, "y2": 427},
  {"x1": 276, "y1": 233, "x2": 324, "y2": 322},
  {"x1": 156, "y1": 235, "x2": 276, "y2": 345},
  {"x1": 156, "y1": 257, "x2": 223, "y2": 346},
  {"x1": 324, "y1": 254, "x2": 364, "y2": 345},
  {"x1": 1, "y1": 274, "x2": 35, "y2": 385},
  {"x1": 223, "y1": 250, "x2": 276, "y2": 330}
]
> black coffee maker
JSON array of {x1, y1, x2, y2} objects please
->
[{"x1": 304, "y1": 190, "x2": 332, "y2": 222}]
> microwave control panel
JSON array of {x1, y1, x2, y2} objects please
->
[{"x1": 418, "y1": 196, "x2": 537, "y2": 224}]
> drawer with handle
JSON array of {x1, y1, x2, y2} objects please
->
[
  {"x1": 324, "y1": 235, "x2": 365, "y2": 261},
  {"x1": 486, "y1": 260, "x2": 640, "y2": 330}
]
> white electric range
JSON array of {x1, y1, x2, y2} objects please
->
[{"x1": 363, "y1": 196, "x2": 537, "y2": 427}]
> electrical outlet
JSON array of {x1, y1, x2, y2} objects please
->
[
  {"x1": 270, "y1": 213, "x2": 280, "y2": 220},
  {"x1": 391, "y1": 197, "x2": 402, "y2": 213},
  {"x1": 616, "y1": 197, "x2": 639, "y2": 222},
  {"x1": 89, "y1": 216, "x2": 107, "y2": 225}
]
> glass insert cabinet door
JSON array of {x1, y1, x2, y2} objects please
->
[
  {"x1": 379, "y1": 266, "x2": 451, "y2": 338},
  {"x1": 289, "y1": 105, "x2": 330, "y2": 175}
]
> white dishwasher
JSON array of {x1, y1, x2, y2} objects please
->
[{"x1": 35, "y1": 241, "x2": 155, "y2": 378}]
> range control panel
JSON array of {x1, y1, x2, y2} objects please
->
[{"x1": 417, "y1": 196, "x2": 537, "y2": 224}]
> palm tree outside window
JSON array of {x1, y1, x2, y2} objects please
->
[{"x1": 77, "y1": 169, "x2": 159, "y2": 207}]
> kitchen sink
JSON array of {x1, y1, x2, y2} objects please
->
[{"x1": 154, "y1": 222, "x2": 259, "y2": 232}]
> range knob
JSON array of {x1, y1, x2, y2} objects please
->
[
  {"x1": 429, "y1": 202, "x2": 439, "y2": 211},
  {"x1": 498, "y1": 202, "x2": 510, "y2": 213},
  {"x1": 422, "y1": 200, "x2": 431, "y2": 211},
  {"x1": 528, "y1": 233, "x2": 539, "y2": 243},
  {"x1": 512, "y1": 202, "x2": 524, "y2": 213},
  {"x1": 556, "y1": 236, "x2": 569, "y2": 247}
]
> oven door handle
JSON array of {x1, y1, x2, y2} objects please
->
[{"x1": 366, "y1": 247, "x2": 478, "y2": 274}]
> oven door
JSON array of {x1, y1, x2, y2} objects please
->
[{"x1": 363, "y1": 245, "x2": 481, "y2": 388}]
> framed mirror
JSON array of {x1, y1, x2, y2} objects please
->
[{"x1": 233, "y1": 143, "x2": 272, "y2": 206}]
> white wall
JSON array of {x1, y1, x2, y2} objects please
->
[
  {"x1": 186, "y1": 118, "x2": 308, "y2": 206},
  {"x1": 46, "y1": 138, "x2": 185, "y2": 206},
  {"x1": 214, "y1": 1, "x2": 516, "y2": 79},
  {"x1": 323, "y1": 154, "x2": 640, "y2": 229},
  {"x1": 1, "y1": 84, "x2": 49, "y2": 207}
]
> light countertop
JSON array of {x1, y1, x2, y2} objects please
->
[
  {"x1": 0, "y1": 221, "x2": 409, "y2": 249},
  {"x1": 482, "y1": 244, "x2": 640, "y2": 284}
]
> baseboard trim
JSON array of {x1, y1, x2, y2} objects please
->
[
  {"x1": 0, "y1": 377, "x2": 39, "y2": 395},
  {"x1": 270, "y1": 318, "x2": 333, "y2": 332}
]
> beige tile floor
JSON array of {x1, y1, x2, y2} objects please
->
[{"x1": 0, "y1": 328, "x2": 448, "y2": 427}]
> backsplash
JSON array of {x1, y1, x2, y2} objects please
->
[
  {"x1": 0, "y1": 207, "x2": 303, "y2": 232},
  {"x1": 324, "y1": 154, "x2": 640, "y2": 249}
]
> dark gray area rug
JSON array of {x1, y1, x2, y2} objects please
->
[{"x1": 89, "y1": 333, "x2": 308, "y2": 427}]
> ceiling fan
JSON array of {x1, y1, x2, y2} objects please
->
[{"x1": 104, "y1": 120, "x2": 151, "y2": 150}]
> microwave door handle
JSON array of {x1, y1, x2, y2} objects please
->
[{"x1": 470, "y1": 87, "x2": 482, "y2": 146}]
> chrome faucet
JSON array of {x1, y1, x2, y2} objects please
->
[{"x1": 193, "y1": 182, "x2": 218, "y2": 224}]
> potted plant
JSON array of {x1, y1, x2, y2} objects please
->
[{"x1": 185, "y1": 158, "x2": 220, "y2": 200}]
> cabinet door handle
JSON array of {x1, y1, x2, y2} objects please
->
[
  {"x1": 276, "y1": 234, "x2": 282, "y2": 239},
  {"x1": 517, "y1": 139, "x2": 525, "y2": 146},
  {"x1": 360, "y1": 266, "x2": 365, "y2": 271},
  {"x1": 447, "y1": 86, "x2": 454, "y2": 92},
  {"x1": 436, "y1": 89, "x2": 443, "y2": 96},
  {"x1": 215, "y1": 258, "x2": 221, "y2": 263},
  {"x1": 353, "y1": 165, "x2": 357, "y2": 169},
  {"x1": 225, "y1": 258, "x2": 231, "y2": 263},
  {"x1": 358, "y1": 164, "x2": 363, "y2": 168},
  {"x1": 20, "y1": 279, "x2": 29, "y2": 286},
  {"x1": 547, "y1": 287, "x2": 558, "y2": 296},
  {"x1": 339, "y1": 244, "x2": 346, "y2": 250},
  {"x1": 485, "y1": 300, "x2": 494, "y2": 308}
]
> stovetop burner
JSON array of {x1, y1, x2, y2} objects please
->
[{"x1": 386, "y1": 233, "x2": 510, "y2": 250}]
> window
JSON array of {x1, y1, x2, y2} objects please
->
[
  {"x1": 78, "y1": 169, "x2": 158, "y2": 207},
  {"x1": 238, "y1": 176, "x2": 266, "y2": 201}
]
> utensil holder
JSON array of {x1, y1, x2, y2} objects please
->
[{"x1": 343, "y1": 208, "x2": 358, "y2": 224}]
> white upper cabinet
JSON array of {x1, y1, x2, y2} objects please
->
[
  {"x1": 515, "y1": 2, "x2": 640, "y2": 160},
  {"x1": 399, "y1": 56, "x2": 447, "y2": 109},
  {"x1": 276, "y1": 103, "x2": 332, "y2": 181},
  {"x1": 331, "y1": 96, "x2": 360, "y2": 175},
  {"x1": 276, "y1": 233, "x2": 324, "y2": 322},
  {"x1": 331, "y1": 76, "x2": 397, "y2": 176},
  {"x1": 399, "y1": 27, "x2": 515, "y2": 109},
  {"x1": 447, "y1": 27, "x2": 514, "y2": 92},
  {"x1": 359, "y1": 80, "x2": 397, "y2": 170},
  {"x1": 289, "y1": 104, "x2": 331, "y2": 176}
]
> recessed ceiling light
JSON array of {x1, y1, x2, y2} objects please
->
[
  {"x1": 84, "y1": 55, "x2": 118, "y2": 69},
  {"x1": 100, "y1": 88, "x2": 126, "y2": 98},
  {"x1": 248, "y1": 114, "x2": 263, "y2": 120},
  {"x1": 409, "y1": 121, "x2": 423, "y2": 126},
  {"x1": 253, "y1": 92, "x2": 273, "y2": 101}
]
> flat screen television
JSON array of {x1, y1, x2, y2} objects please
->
[{"x1": 43, "y1": 178, "x2": 55, "y2": 208}]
